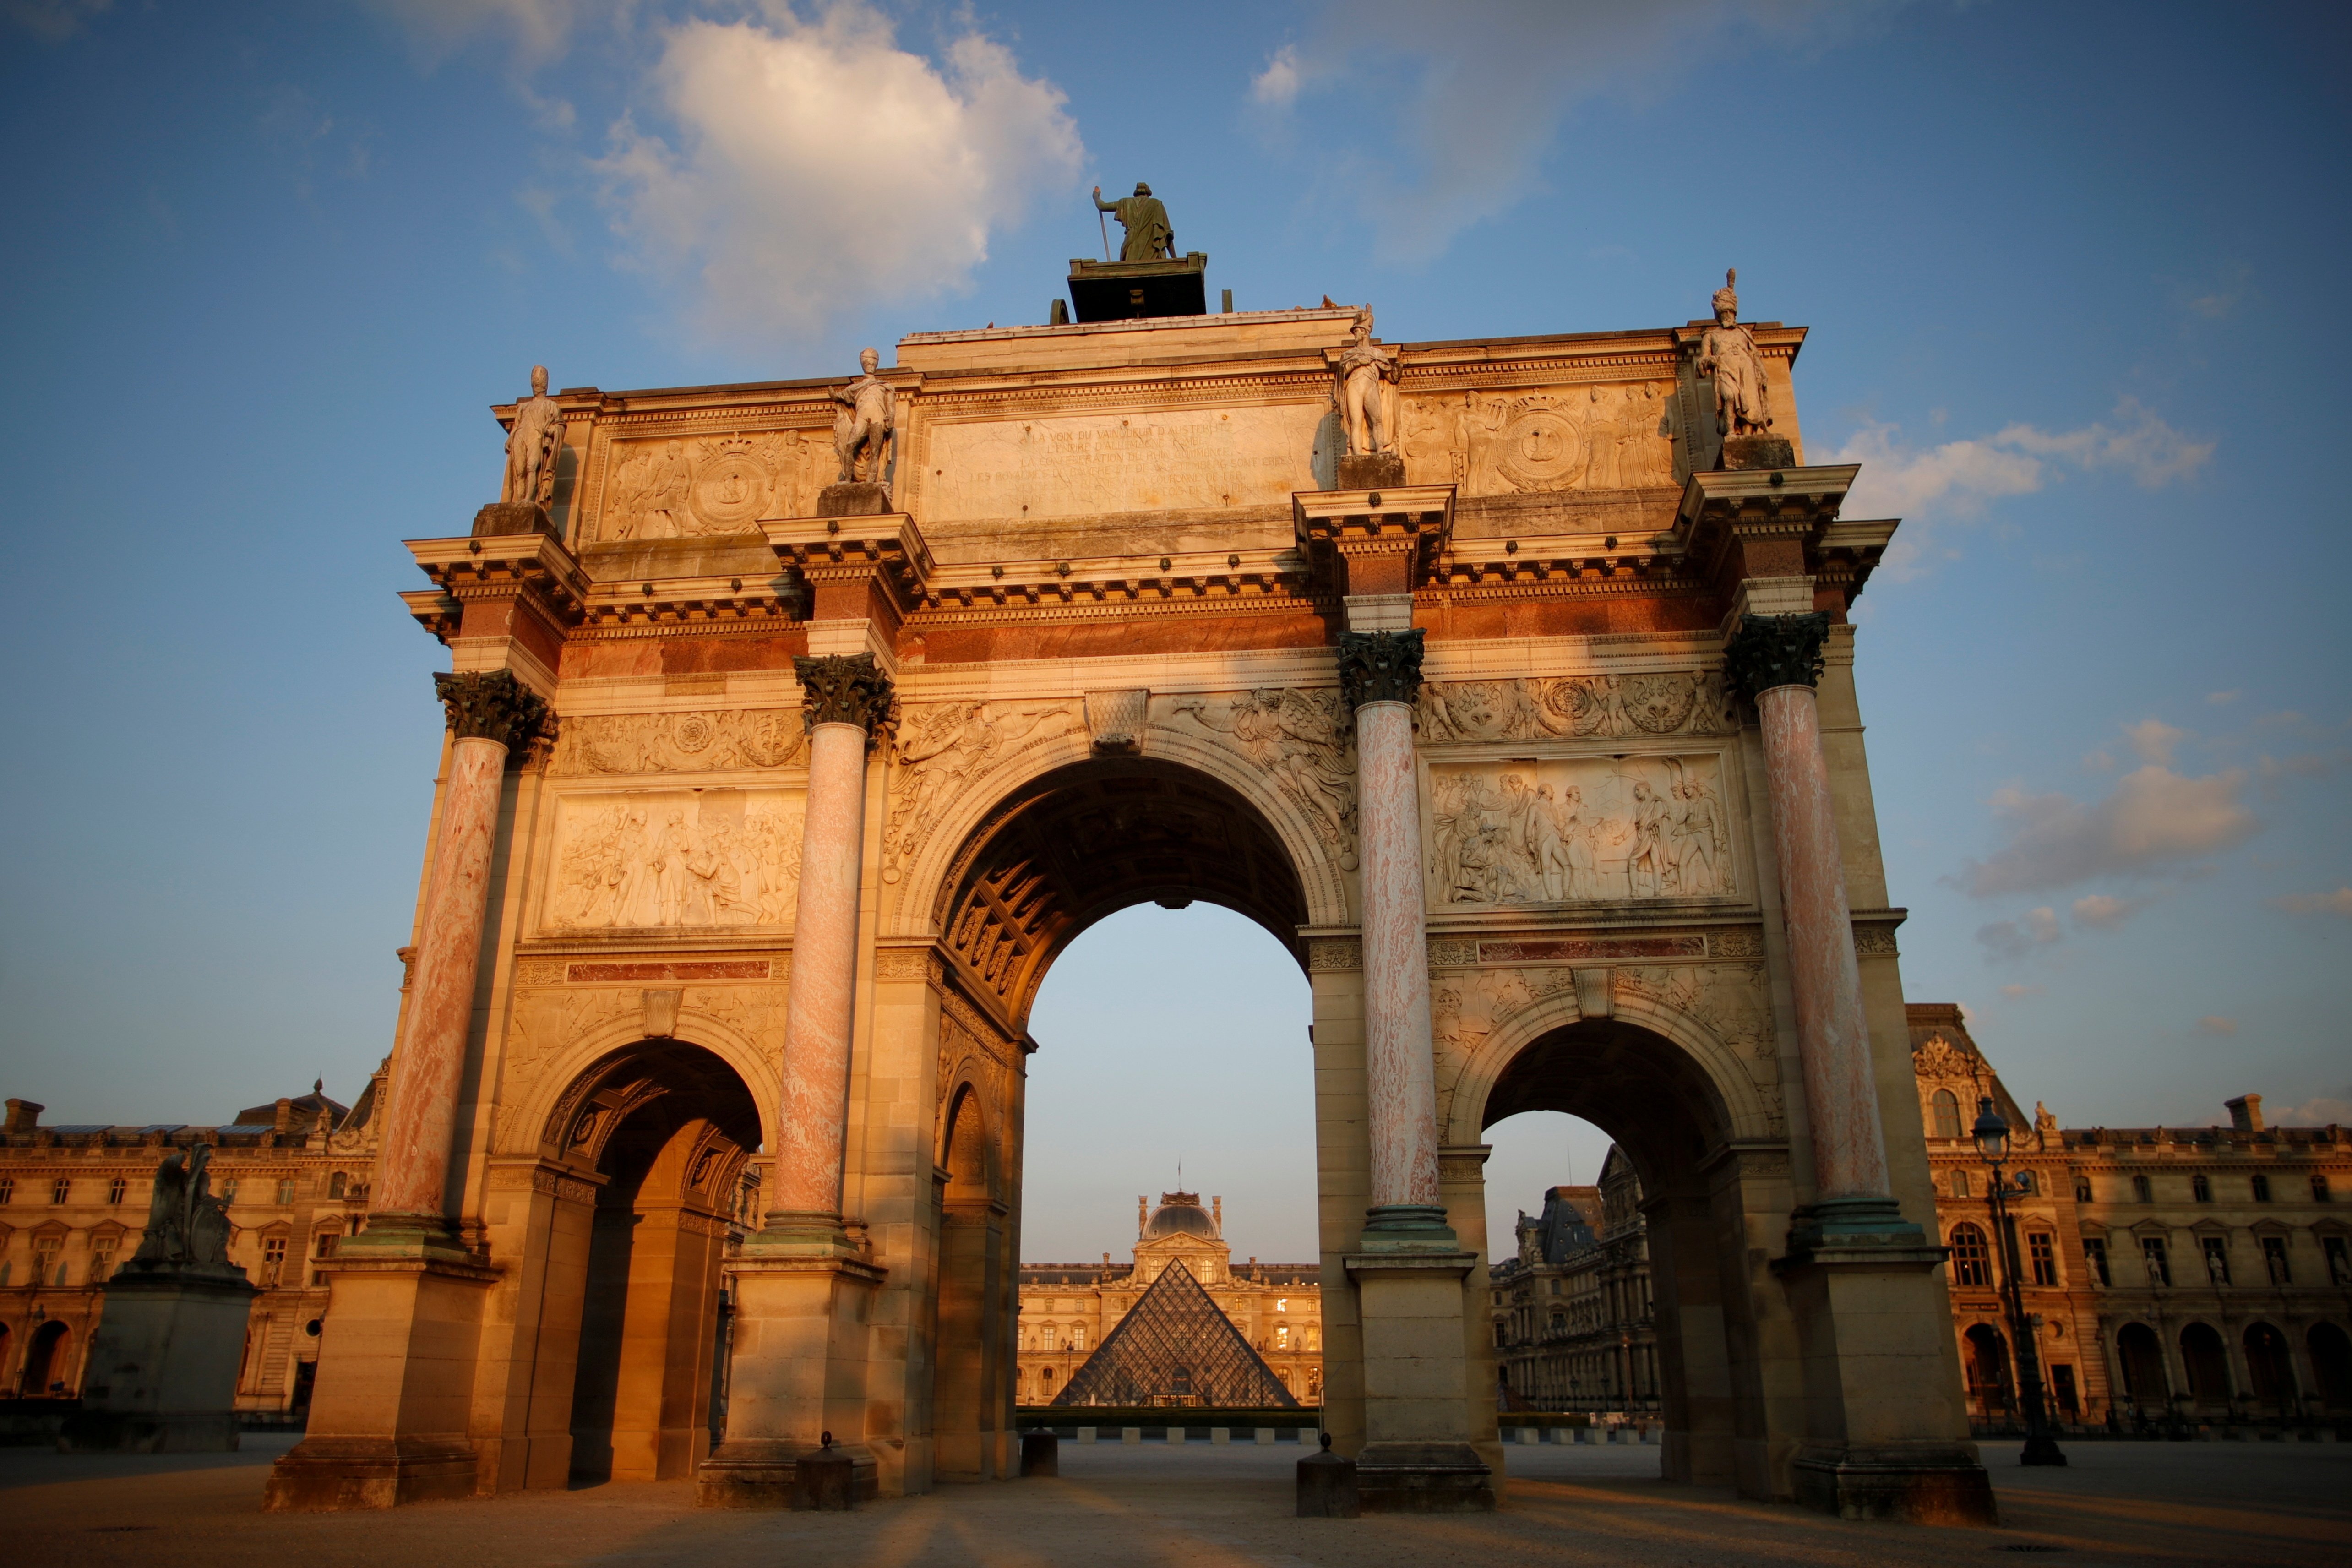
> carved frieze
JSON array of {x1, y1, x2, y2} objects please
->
[
  {"x1": 1427, "y1": 753, "x2": 1733, "y2": 906},
  {"x1": 1399, "y1": 383, "x2": 1677, "y2": 493},
  {"x1": 1307, "y1": 937, "x2": 1362, "y2": 971},
  {"x1": 1160, "y1": 688, "x2": 1358, "y2": 870},
  {"x1": 882, "y1": 700, "x2": 1080, "y2": 884},
  {"x1": 550, "y1": 709, "x2": 807, "y2": 776},
  {"x1": 544, "y1": 789, "x2": 802, "y2": 931},
  {"x1": 1612, "y1": 965, "x2": 1775, "y2": 1062},
  {"x1": 1418, "y1": 672, "x2": 1731, "y2": 744},
  {"x1": 599, "y1": 430, "x2": 828, "y2": 542}
]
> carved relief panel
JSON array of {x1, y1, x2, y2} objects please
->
[
  {"x1": 1424, "y1": 750, "x2": 1734, "y2": 908},
  {"x1": 550, "y1": 708, "x2": 808, "y2": 776},
  {"x1": 594, "y1": 430, "x2": 831, "y2": 542},
  {"x1": 1158, "y1": 688, "x2": 1358, "y2": 870},
  {"x1": 1398, "y1": 381, "x2": 1677, "y2": 493},
  {"x1": 915, "y1": 403, "x2": 1328, "y2": 524},
  {"x1": 541, "y1": 788, "x2": 804, "y2": 932}
]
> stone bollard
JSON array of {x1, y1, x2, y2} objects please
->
[
  {"x1": 1020, "y1": 1429, "x2": 1059, "y2": 1477},
  {"x1": 1122, "y1": 1427, "x2": 1142, "y2": 1444},
  {"x1": 1078, "y1": 1426, "x2": 1098, "y2": 1444},
  {"x1": 792, "y1": 1432, "x2": 855, "y2": 1511},
  {"x1": 1517, "y1": 1426, "x2": 1538, "y2": 1445},
  {"x1": 1297, "y1": 1432, "x2": 1360, "y2": 1519},
  {"x1": 1255, "y1": 1428, "x2": 1276, "y2": 1445},
  {"x1": 1211, "y1": 1427, "x2": 1231, "y2": 1445}
]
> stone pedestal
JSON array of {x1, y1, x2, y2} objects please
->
[
  {"x1": 261, "y1": 1254, "x2": 499, "y2": 1510},
  {"x1": 60, "y1": 1260, "x2": 256, "y2": 1453},
  {"x1": 695, "y1": 1257, "x2": 883, "y2": 1507},
  {"x1": 471, "y1": 501, "x2": 556, "y2": 537},
  {"x1": 792, "y1": 1439, "x2": 858, "y2": 1510},
  {"x1": 1344, "y1": 1252, "x2": 1494, "y2": 1513},
  {"x1": 1336, "y1": 453, "x2": 1406, "y2": 490},
  {"x1": 1019, "y1": 1429, "x2": 1059, "y2": 1476},
  {"x1": 1718, "y1": 434, "x2": 1797, "y2": 471},
  {"x1": 816, "y1": 481, "x2": 892, "y2": 517},
  {"x1": 1296, "y1": 1434, "x2": 1360, "y2": 1517}
]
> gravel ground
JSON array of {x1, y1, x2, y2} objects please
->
[{"x1": 5, "y1": 1432, "x2": 2346, "y2": 1568}]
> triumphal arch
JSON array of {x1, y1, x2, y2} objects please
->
[{"x1": 265, "y1": 271, "x2": 1993, "y2": 1523}]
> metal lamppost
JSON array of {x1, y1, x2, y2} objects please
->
[{"x1": 1972, "y1": 1096, "x2": 2068, "y2": 1466}]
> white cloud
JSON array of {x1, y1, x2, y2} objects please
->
[
  {"x1": 1251, "y1": 0, "x2": 1900, "y2": 263},
  {"x1": 1251, "y1": 44, "x2": 1301, "y2": 107},
  {"x1": 2272, "y1": 887, "x2": 2352, "y2": 919},
  {"x1": 1956, "y1": 764, "x2": 2258, "y2": 896},
  {"x1": 1828, "y1": 399, "x2": 2213, "y2": 582},
  {"x1": 594, "y1": 8, "x2": 1083, "y2": 341},
  {"x1": 2274, "y1": 1091, "x2": 2352, "y2": 1126},
  {"x1": 2123, "y1": 719, "x2": 2185, "y2": 767},
  {"x1": 2071, "y1": 893, "x2": 2149, "y2": 930},
  {"x1": 2197, "y1": 1016, "x2": 2238, "y2": 1037},
  {"x1": 1976, "y1": 906, "x2": 2060, "y2": 963},
  {"x1": 2080, "y1": 749, "x2": 2115, "y2": 773}
]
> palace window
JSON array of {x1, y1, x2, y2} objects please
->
[
  {"x1": 2251, "y1": 1174, "x2": 2272, "y2": 1203},
  {"x1": 2076, "y1": 1176, "x2": 2093, "y2": 1202},
  {"x1": 263, "y1": 1236, "x2": 287, "y2": 1288},
  {"x1": 1072, "y1": 1327, "x2": 1086, "y2": 1352},
  {"x1": 2141, "y1": 1236, "x2": 2171, "y2": 1286},
  {"x1": 34, "y1": 1235, "x2": 63, "y2": 1285},
  {"x1": 107, "y1": 1177, "x2": 127, "y2": 1205},
  {"x1": 2202, "y1": 1236, "x2": 2230, "y2": 1285},
  {"x1": 1931, "y1": 1089, "x2": 1962, "y2": 1140},
  {"x1": 1949, "y1": 1224, "x2": 1991, "y2": 1287},
  {"x1": 89, "y1": 1238, "x2": 116, "y2": 1282},
  {"x1": 1276, "y1": 1325, "x2": 1290, "y2": 1349},
  {"x1": 1951, "y1": 1170, "x2": 1971, "y2": 1199},
  {"x1": 1041, "y1": 1327, "x2": 1056, "y2": 1351},
  {"x1": 51, "y1": 1178, "x2": 70, "y2": 1204},
  {"x1": 2262, "y1": 1236, "x2": 2291, "y2": 1285},
  {"x1": 221, "y1": 1179, "x2": 238, "y2": 1203},
  {"x1": 2192, "y1": 1174, "x2": 2212, "y2": 1203},
  {"x1": 276, "y1": 1179, "x2": 295, "y2": 1206},
  {"x1": 2083, "y1": 1237, "x2": 2111, "y2": 1286},
  {"x1": 2314, "y1": 1174, "x2": 2331, "y2": 1204},
  {"x1": 2132, "y1": 1175, "x2": 2152, "y2": 1203},
  {"x1": 2324, "y1": 1236, "x2": 2350, "y2": 1285},
  {"x1": 2028, "y1": 1232, "x2": 2058, "y2": 1286},
  {"x1": 328, "y1": 1171, "x2": 347, "y2": 1199},
  {"x1": 0, "y1": 1176, "x2": 11, "y2": 1204},
  {"x1": 1040, "y1": 1366, "x2": 1055, "y2": 1391}
]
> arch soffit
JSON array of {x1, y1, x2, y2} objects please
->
[
  {"x1": 1441, "y1": 985, "x2": 1773, "y2": 1154},
  {"x1": 884, "y1": 719, "x2": 1351, "y2": 939},
  {"x1": 498, "y1": 1011, "x2": 779, "y2": 1163},
  {"x1": 938, "y1": 1075, "x2": 995, "y2": 1197}
]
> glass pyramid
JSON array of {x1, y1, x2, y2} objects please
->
[{"x1": 1050, "y1": 1260, "x2": 1301, "y2": 1408}]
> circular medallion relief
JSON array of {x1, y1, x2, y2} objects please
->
[
  {"x1": 691, "y1": 451, "x2": 772, "y2": 530},
  {"x1": 1495, "y1": 400, "x2": 1586, "y2": 491}
]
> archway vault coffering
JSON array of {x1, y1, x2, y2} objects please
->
[{"x1": 932, "y1": 757, "x2": 1312, "y2": 1034}]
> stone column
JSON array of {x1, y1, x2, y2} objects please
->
[
  {"x1": 1334, "y1": 628, "x2": 1492, "y2": 1513},
  {"x1": 1337, "y1": 629, "x2": 1446, "y2": 1236},
  {"x1": 765, "y1": 653, "x2": 894, "y2": 1245},
  {"x1": 370, "y1": 670, "x2": 546, "y2": 1242},
  {"x1": 1722, "y1": 614, "x2": 1899, "y2": 1231},
  {"x1": 697, "y1": 653, "x2": 892, "y2": 1510}
]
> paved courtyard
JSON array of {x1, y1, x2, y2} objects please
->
[{"x1": 5, "y1": 1435, "x2": 2346, "y2": 1567}]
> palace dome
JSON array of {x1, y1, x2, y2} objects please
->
[{"x1": 1143, "y1": 1191, "x2": 1216, "y2": 1241}]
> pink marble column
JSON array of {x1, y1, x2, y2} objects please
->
[
  {"x1": 371, "y1": 671, "x2": 544, "y2": 1231},
  {"x1": 1357, "y1": 699, "x2": 1441, "y2": 1212},
  {"x1": 768, "y1": 655, "x2": 893, "y2": 1237},
  {"x1": 1728, "y1": 615, "x2": 1891, "y2": 1205},
  {"x1": 1339, "y1": 629, "x2": 1447, "y2": 1232}
]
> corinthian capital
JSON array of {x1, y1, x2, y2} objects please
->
[
  {"x1": 1336, "y1": 628, "x2": 1427, "y2": 714},
  {"x1": 432, "y1": 670, "x2": 548, "y2": 751},
  {"x1": 794, "y1": 653, "x2": 896, "y2": 736},
  {"x1": 1722, "y1": 612, "x2": 1829, "y2": 702}
]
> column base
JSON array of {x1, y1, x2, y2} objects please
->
[
  {"x1": 1355, "y1": 1441, "x2": 1494, "y2": 1513},
  {"x1": 1780, "y1": 1197, "x2": 1931, "y2": 1261},
  {"x1": 59, "y1": 1410, "x2": 241, "y2": 1453},
  {"x1": 1790, "y1": 1443, "x2": 1997, "y2": 1525},
  {"x1": 696, "y1": 1439, "x2": 879, "y2": 1509},
  {"x1": 261, "y1": 1436, "x2": 480, "y2": 1512},
  {"x1": 1355, "y1": 1203, "x2": 1459, "y2": 1253}
]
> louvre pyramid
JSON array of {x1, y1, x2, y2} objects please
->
[{"x1": 1050, "y1": 1260, "x2": 1300, "y2": 1408}]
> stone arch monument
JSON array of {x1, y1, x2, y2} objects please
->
[{"x1": 265, "y1": 296, "x2": 1992, "y2": 1523}]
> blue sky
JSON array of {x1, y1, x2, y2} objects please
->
[{"x1": 2, "y1": 1, "x2": 2346, "y2": 1262}]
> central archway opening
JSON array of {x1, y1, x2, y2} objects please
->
[{"x1": 928, "y1": 756, "x2": 1319, "y2": 1470}]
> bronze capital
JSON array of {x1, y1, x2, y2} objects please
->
[{"x1": 432, "y1": 670, "x2": 548, "y2": 751}]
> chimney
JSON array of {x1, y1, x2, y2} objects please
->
[
  {"x1": 2226, "y1": 1094, "x2": 2263, "y2": 1133},
  {"x1": 1212, "y1": 1196, "x2": 1222, "y2": 1234},
  {"x1": 4, "y1": 1099, "x2": 42, "y2": 1134},
  {"x1": 274, "y1": 1097, "x2": 295, "y2": 1134},
  {"x1": 1138, "y1": 1195, "x2": 1148, "y2": 1237}
]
